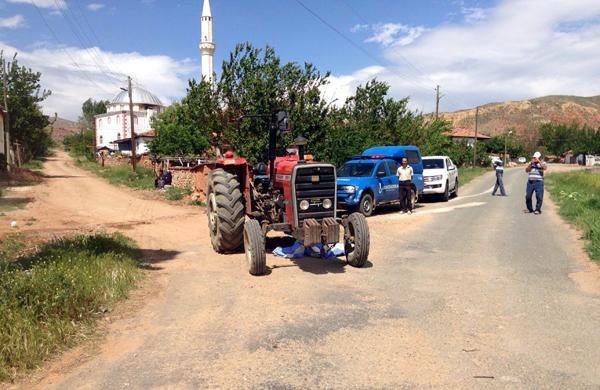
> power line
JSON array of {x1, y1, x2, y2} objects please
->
[
  {"x1": 338, "y1": 0, "x2": 464, "y2": 111},
  {"x1": 293, "y1": 0, "x2": 434, "y2": 94},
  {"x1": 31, "y1": 0, "x2": 115, "y2": 95},
  {"x1": 54, "y1": 0, "x2": 124, "y2": 87}
]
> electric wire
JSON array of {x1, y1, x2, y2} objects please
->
[
  {"x1": 293, "y1": 0, "x2": 434, "y2": 95},
  {"x1": 31, "y1": 0, "x2": 115, "y2": 95}
]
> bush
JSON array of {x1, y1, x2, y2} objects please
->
[
  {"x1": 75, "y1": 159, "x2": 155, "y2": 190},
  {"x1": 547, "y1": 170, "x2": 600, "y2": 261},
  {"x1": 0, "y1": 232, "x2": 143, "y2": 381},
  {"x1": 164, "y1": 185, "x2": 192, "y2": 201}
]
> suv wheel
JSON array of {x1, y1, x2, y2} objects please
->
[{"x1": 358, "y1": 193, "x2": 374, "y2": 217}]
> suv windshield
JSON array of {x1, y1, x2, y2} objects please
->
[
  {"x1": 337, "y1": 162, "x2": 375, "y2": 177},
  {"x1": 423, "y1": 159, "x2": 445, "y2": 169}
]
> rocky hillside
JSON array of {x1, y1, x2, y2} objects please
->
[
  {"x1": 48, "y1": 117, "x2": 80, "y2": 142},
  {"x1": 438, "y1": 95, "x2": 600, "y2": 137}
]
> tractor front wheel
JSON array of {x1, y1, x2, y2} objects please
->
[
  {"x1": 244, "y1": 219, "x2": 266, "y2": 275},
  {"x1": 207, "y1": 168, "x2": 245, "y2": 253},
  {"x1": 344, "y1": 212, "x2": 370, "y2": 268}
]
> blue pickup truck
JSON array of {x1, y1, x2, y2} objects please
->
[{"x1": 336, "y1": 146, "x2": 424, "y2": 216}]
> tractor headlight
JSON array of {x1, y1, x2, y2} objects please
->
[
  {"x1": 299, "y1": 200, "x2": 310, "y2": 210},
  {"x1": 322, "y1": 198, "x2": 333, "y2": 209},
  {"x1": 338, "y1": 185, "x2": 357, "y2": 193}
]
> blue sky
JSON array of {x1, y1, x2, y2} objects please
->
[{"x1": 1, "y1": 0, "x2": 600, "y2": 120}]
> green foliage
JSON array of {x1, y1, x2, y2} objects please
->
[
  {"x1": 21, "y1": 159, "x2": 44, "y2": 170},
  {"x1": 0, "y1": 232, "x2": 143, "y2": 381},
  {"x1": 63, "y1": 130, "x2": 94, "y2": 160},
  {"x1": 0, "y1": 52, "x2": 53, "y2": 161},
  {"x1": 458, "y1": 167, "x2": 488, "y2": 186},
  {"x1": 163, "y1": 185, "x2": 192, "y2": 201},
  {"x1": 79, "y1": 98, "x2": 108, "y2": 132},
  {"x1": 547, "y1": 170, "x2": 600, "y2": 261},
  {"x1": 539, "y1": 123, "x2": 600, "y2": 155},
  {"x1": 76, "y1": 159, "x2": 154, "y2": 190}
]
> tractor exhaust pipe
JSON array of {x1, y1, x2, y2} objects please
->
[{"x1": 295, "y1": 136, "x2": 307, "y2": 163}]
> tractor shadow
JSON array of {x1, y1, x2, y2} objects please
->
[{"x1": 266, "y1": 236, "x2": 373, "y2": 275}]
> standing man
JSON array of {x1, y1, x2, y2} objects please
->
[
  {"x1": 492, "y1": 160, "x2": 506, "y2": 196},
  {"x1": 397, "y1": 157, "x2": 414, "y2": 214},
  {"x1": 525, "y1": 151, "x2": 547, "y2": 214}
]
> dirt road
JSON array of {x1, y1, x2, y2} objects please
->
[{"x1": 3, "y1": 154, "x2": 600, "y2": 389}]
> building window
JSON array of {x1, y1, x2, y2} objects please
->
[
  {"x1": 134, "y1": 116, "x2": 138, "y2": 125},
  {"x1": 107, "y1": 117, "x2": 111, "y2": 124},
  {"x1": 117, "y1": 116, "x2": 121, "y2": 125},
  {"x1": 98, "y1": 119, "x2": 102, "y2": 126},
  {"x1": 99, "y1": 135, "x2": 103, "y2": 143},
  {"x1": 117, "y1": 133, "x2": 121, "y2": 140}
]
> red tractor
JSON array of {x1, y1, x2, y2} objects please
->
[{"x1": 206, "y1": 111, "x2": 370, "y2": 275}]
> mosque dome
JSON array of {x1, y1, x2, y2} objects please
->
[{"x1": 111, "y1": 86, "x2": 163, "y2": 107}]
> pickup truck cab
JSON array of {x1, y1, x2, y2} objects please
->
[
  {"x1": 422, "y1": 155, "x2": 458, "y2": 201},
  {"x1": 336, "y1": 145, "x2": 424, "y2": 216}
]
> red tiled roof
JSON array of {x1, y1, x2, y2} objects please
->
[{"x1": 446, "y1": 126, "x2": 491, "y2": 139}]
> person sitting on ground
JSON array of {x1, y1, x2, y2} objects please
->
[
  {"x1": 162, "y1": 169, "x2": 172, "y2": 186},
  {"x1": 492, "y1": 160, "x2": 507, "y2": 196},
  {"x1": 155, "y1": 168, "x2": 165, "y2": 189}
]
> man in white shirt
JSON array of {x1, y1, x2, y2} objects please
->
[{"x1": 396, "y1": 157, "x2": 414, "y2": 214}]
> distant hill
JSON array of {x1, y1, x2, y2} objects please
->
[
  {"x1": 437, "y1": 95, "x2": 600, "y2": 138},
  {"x1": 48, "y1": 117, "x2": 80, "y2": 143}
]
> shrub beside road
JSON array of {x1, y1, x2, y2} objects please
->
[
  {"x1": 75, "y1": 158, "x2": 155, "y2": 190},
  {"x1": 547, "y1": 170, "x2": 600, "y2": 261},
  {"x1": 0, "y1": 233, "x2": 143, "y2": 381},
  {"x1": 458, "y1": 166, "x2": 488, "y2": 186}
]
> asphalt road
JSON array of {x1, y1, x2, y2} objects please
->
[{"x1": 16, "y1": 163, "x2": 600, "y2": 389}]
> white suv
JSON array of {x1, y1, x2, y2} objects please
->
[{"x1": 422, "y1": 156, "x2": 458, "y2": 201}]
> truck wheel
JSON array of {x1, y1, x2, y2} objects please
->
[
  {"x1": 358, "y1": 193, "x2": 374, "y2": 217},
  {"x1": 441, "y1": 181, "x2": 450, "y2": 202},
  {"x1": 244, "y1": 219, "x2": 266, "y2": 275},
  {"x1": 207, "y1": 168, "x2": 245, "y2": 253},
  {"x1": 345, "y1": 212, "x2": 370, "y2": 268}
]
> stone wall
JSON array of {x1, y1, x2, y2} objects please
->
[
  {"x1": 171, "y1": 167, "x2": 195, "y2": 189},
  {"x1": 191, "y1": 163, "x2": 216, "y2": 202}
]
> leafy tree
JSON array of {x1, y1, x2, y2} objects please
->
[
  {"x1": 0, "y1": 52, "x2": 52, "y2": 161},
  {"x1": 539, "y1": 123, "x2": 600, "y2": 155},
  {"x1": 79, "y1": 98, "x2": 108, "y2": 131},
  {"x1": 149, "y1": 79, "x2": 217, "y2": 156}
]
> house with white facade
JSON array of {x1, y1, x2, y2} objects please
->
[{"x1": 95, "y1": 86, "x2": 165, "y2": 154}]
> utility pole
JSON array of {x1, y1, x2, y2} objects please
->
[
  {"x1": 2, "y1": 58, "x2": 11, "y2": 171},
  {"x1": 504, "y1": 129, "x2": 513, "y2": 165},
  {"x1": 473, "y1": 106, "x2": 479, "y2": 167},
  {"x1": 435, "y1": 85, "x2": 444, "y2": 120},
  {"x1": 127, "y1": 76, "x2": 137, "y2": 172}
]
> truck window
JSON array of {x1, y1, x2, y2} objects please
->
[
  {"x1": 386, "y1": 160, "x2": 398, "y2": 174},
  {"x1": 405, "y1": 150, "x2": 420, "y2": 165},
  {"x1": 337, "y1": 162, "x2": 375, "y2": 177},
  {"x1": 375, "y1": 162, "x2": 387, "y2": 176}
]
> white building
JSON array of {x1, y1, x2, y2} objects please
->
[
  {"x1": 199, "y1": 0, "x2": 215, "y2": 81},
  {"x1": 95, "y1": 86, "x2": 165, "y2": 154}
]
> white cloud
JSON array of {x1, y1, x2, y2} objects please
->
[
  {"x1": 6, "y1": 0, "x2": 66, "y2": 9},
  {"x1": 461, "y1": 7, "x2": 486, "y2": 24},
  {"x1": 86, "y1": 3, "x2": 105, "y2": 12},
  {"x1": 0, "y1": 41, "x2": 198, "y2": 120},
  {"x1": 335, "y1": 0, "x2": 600, "y2": 113},
  {"x1": 365, "y1": 23, "x2": 427, "y2": 48},
  {"x1": 350, "y1": 23, "x2": 369, "y2": 33},
  {"x1": 0, "y1": 14, "x2": 25, "y2": 29}
]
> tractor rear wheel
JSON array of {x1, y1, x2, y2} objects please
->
[
  {"x1": 207, "y1": 168, "x2": 245, "y2": 253},
  {"x1": 244, "y1": 219, "x2": 266, "y2": 275},
  {"x1": 345, "y1": 212, "x2": 370, "y2": 268}
]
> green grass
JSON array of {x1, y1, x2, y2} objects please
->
[
  {"x1": 164, "y1": 185, "x2": 192, "y2": 201},
  {"x1": 0, "y1": 232, "x2": 143, "y2": 381},
  {"x1": 546, "y1": 170, "x2": 600, "y2": 262},
  {"x1": 75, "y1": 159, "x2": 154, "y2": 190},
  {"x1": 458, "y1": 166, "x2": 488, "y2": 186},
  {"x1": 21, "y1": 159, "x2": 45, "y2": 171}
]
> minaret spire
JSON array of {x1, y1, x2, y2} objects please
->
[{"x1": 200, "y1": 0, "x2": 215, "y2": 82}]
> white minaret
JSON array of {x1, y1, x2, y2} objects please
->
[{"x1": 200, "y1": 0, "x2": 215, "y2": 81}]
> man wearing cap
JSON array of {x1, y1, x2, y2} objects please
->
[{"x1": 525, "y1": 151, "x2": 547, "y2": 214}]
